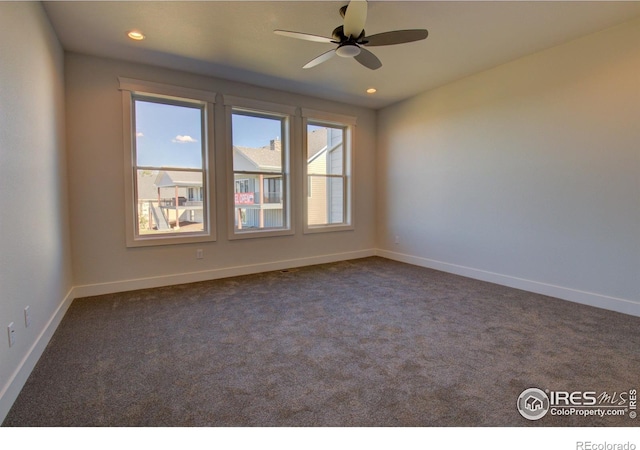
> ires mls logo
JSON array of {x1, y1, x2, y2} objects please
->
[
  {"x1": 517, "y1": 388, "x2": 550, "y2": 420},
  {"x1": 517, "y1": 388, "x2": 638, "y2": 421}
]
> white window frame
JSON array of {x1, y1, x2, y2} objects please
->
[
  {"x1": 224, "y1": 95, "x2": 296, "y2": 240},
  {"x1": 302, "y1": 109, "x2": 356, "y2": 234},
  {"x1": 119, "y1": 77, "x2": 216, "y2": 247}
]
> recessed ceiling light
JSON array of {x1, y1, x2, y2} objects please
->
[
  {"x1": 366, "y1": 88, "x2": 377, "y2": 94},
  {"x1": 127, "y1": 30, "x2": 145, "y2": 41}
]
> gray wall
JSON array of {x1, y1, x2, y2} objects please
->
[
  {"x1": 377, "y1": 18, "x2": 640, "y2": 314},
  {"x1": 0, "y1": 3, "x2": 73, "y2": 420}
]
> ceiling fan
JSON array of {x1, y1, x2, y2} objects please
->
[{"x1": 274, "y1": 0, "x2": 428, "y2": 70}]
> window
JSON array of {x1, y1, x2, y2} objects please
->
[
  {"x1": 235, "y1": 179, "x2": 250, "y2": 193},
  {"x1": 120, "y1": 84, "x2": 355, "y2": 244},
  {"x1": 225, "y1": 96, "x2": 295, "y2": 239},
  {"x1": 303, "y1": 109, "x2": 355, "y2": 233},
  {"x1": 120, "y1": 78, "x2": 216, "y2": 247}
]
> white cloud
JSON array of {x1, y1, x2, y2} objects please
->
[
  {"x1": 172, "y1": 135, "x2": 197, "y2": 143},
  {"x1": 136, "y1": 132, "x2": 144, "y2": 137}
]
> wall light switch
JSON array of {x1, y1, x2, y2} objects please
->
[{"x1": 24, "y1": 306, "x2": 31, "y2": 328}]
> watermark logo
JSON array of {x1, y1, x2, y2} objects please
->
[
  {"x1": 517, "y1": 387, "x2": 550, "y2": 420},
  {"x1": 517, "y1": 387, "x2": 637, "y2": 421},
  {"x1": 576, "y1": 442, "x2": 637, "y2": 450}
]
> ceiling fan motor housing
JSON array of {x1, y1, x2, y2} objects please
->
[{"x1": 332, "y1": 26, "x2": 366, "y2": 43}]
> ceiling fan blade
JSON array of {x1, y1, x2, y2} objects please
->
[
  {"x1": 364, "y1": 29, "x2": 428, "y2": 47},
  {"x1": 274, "y1": 30, "x2": 334, "y2": 44},
  {"x1": 303, "y1": 49, "x2": 337, "y2": 69},
  {"x1": 343, "y1": 0, "x2": 368, "y2": 39},
  {"x1": 354, "y1": 47, "x2": 381, "y2": 70}
]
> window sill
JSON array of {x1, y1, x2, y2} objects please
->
[
  {"x1": 126, "y1": 232, "x2": 215, "y2": 248},
  {"x1": 303, "y1": 224, "x2": 354, "y2": 234},
  {"x1": 228, "y1": 228, "x2": 295, "y2": 241}
]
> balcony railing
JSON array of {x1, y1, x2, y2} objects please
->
[
  {"x1": 263, "y1": 191, "x2": 282, "y2": 204},
  {"x1": 159, "y1": 198, "x2": 203, "y2": 207}
]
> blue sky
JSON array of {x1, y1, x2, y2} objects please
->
[
  {"x1": 232, "y1": 113, "x2": 282, "y2": 148},
  {"x1": 135, "y1": 100, "x2": 202, "y2": 168},
  {"x1": 135, "y1": 100, "x2": 284, "y2": 168}
]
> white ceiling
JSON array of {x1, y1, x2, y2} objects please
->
[{"x1": 43, "y1": 1, "x2": 640, "y2": 109}]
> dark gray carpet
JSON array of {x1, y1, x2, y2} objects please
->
[{"x1": 3, "y1": 257, "x2": 639, "y2": 426}]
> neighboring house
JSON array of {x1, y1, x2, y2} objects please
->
[
  {"x1": 136, "y1": 133, "x2": 339, "y2": 232},
  {"x1": 136, "y1": 170, "x2": 203, "y2": 232},
  {"x1": 307, "y1": 127, "x2": 344, "y2": 226},
  {"x1": 155, "y1": 170, "x2": 204, "y2": 228},
  {"x1": 232, "y1": 139, "x2": 285, "y2": 229},
  {"x1": 232, "y1": 132, "x2": 340, "y2": 230}
]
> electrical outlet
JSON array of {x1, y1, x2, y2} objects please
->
[
  {"x1": 394, "y1": 235, "x2": 400, "y2": 245},
  {"x1": 7, "y1": 322, "x2": 15, "y2": 347},
  {"x1": 196, "y1": 249, "x2": 203, "y2": 259},
  {"x1": 24, "y1": 306, "x2": 31, "y2": 328}
]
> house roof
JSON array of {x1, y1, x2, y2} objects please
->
[
  {"x1": 234, "y1": 146, "x2": 282, "y2": 171},
  {"x1": 234, "y1": 131, "x2": 328, "y2": 171},
  {"x1": 307, "y1": 128, "x2": 328, "y2": 160},
  {"x1": 138, "y1": 133, "x2": 330, "y2": 194},
  {"x1": 155, "y1": 170, "x2": 202, "y2": 188}
]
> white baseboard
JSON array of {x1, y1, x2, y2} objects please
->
[
  {"x1": 72, "y1": 249, "x2": 377, "y2": 299},
  {"x1": 376, "y1": 249, "x2": 640, "y2": 317},
  {"x1": 0, "y1": 288, "x2": 74, "y2": 424}
]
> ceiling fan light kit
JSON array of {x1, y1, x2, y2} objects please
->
[
  {"x1": 274, "y1": 0, "x2": 428, "y2": 70},
  {"x1": 336, "y1": 43, "x2": 361, "y2": 58}
]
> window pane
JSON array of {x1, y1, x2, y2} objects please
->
[
  {"x1": 233, "y1": 173, "x2": 284, "y2": 230},
  {"x1": 307, "y1": 175, "x2": 344, "y2": 226},
  {"x1": 327, "y1": 176, "x2": 344, "y2": 224},
  {"x1": 232, "y1": 113, "x2": 282, "y2": 171},
  {"x1": 135, "y1": 100, "x2": 203, "y2": 169},
  {"x1": 136, "y1": 169, "x2": 204, "y2": 235},
  {"x1": 306, "y1": 123, "x2": 347, "y2": 227},
  {"x1": 231, "y1": 110, "x2": 287, "y2": 233},
  {"x1": 307, "y1": 125, "x2": 344, "y2": 175}
]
